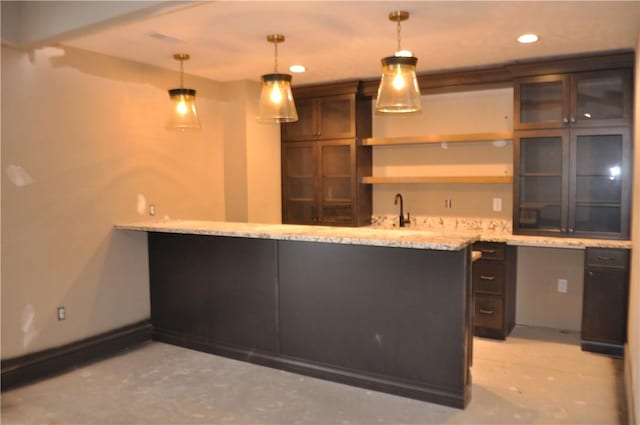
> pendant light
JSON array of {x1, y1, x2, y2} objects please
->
[
  {"x1": 167, "y1": 53, "x2": 201, "y2": 130},
  {"x1": 257, "y1": 34, "x2": 298, "y2": 123},
  {"x1": 376, "y1": 11, "x2": 422, "y2": 113}
]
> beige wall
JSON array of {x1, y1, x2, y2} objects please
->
[
  {"x1": 516, "y1": 247, "x2": 584, "y2": 331},
  {"x1": 371, "y1": 88, "x2": 513, "y2": 218},
  {"x1": 245, "y1": 84, "x2": 282, "y2": 224},
  {"x1": 626, "y1": 32, "x2": 640, "y2": 425},
  {"x1": 1, "y1": 44, "x2": 239, "y2": 359},
  {"x1": 221, "y1": 81, "x2": 282, "y2": 224}
]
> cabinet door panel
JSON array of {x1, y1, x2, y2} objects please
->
[
  {"x1": 319, "y1": 142, "x2": 355, "y2": 224},
  {"x1": 281, "y1": 99, "x2": 316, "y2": 140},
  {"x1": 282, "y1": 143, "x2": 317, "y2": 224},
  {"x1": 514, "y1": 131, "x2": 569, "y2": 233},
  {"x1": 515, "y1": 75, "x2": 569, "y2": 130},
  {"x1": 319, "y1": 95, "x2": 355, "y2": 139},
  {"x1": 569, "y1": 129, "x2": 630, "y2": 237},
  {"x1": 285, "y1": 201, "x2": 316, "y2": 224},
  {"x1": 582, "y1": 268, "x2": 628, "y2": 344},
  {"x1": 573, "y1": 70, "x2": 633, "y2": 127}
]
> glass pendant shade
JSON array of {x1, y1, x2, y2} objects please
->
[
  {"x1": 376, "y1": 56, "x2": 421, "y2": 113},
  {"x1": 258, "y1": 73, "x2": 298, "y2": 123},
  {"x1": 167, "y1": 88, "x2": 201, "y2": 130}
]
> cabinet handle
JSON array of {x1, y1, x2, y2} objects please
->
[
  {"x1": 568, "y1": 228, "x2": 574, "y2": 233},
  {"x1": 596, "y1": 256, "x2": 614, "y2": 261},
  {"x1": 562, "y1": 117, "x2": 569, "y2": 124},
  {"x1": 481, "y1": 249, "x2": 496, "y2": 255},
  {"x1": 570, "y1": 117, "x2": 576, "y2": 123},
  {"x1": 479, "y1": 275, "x2": 496, "y2": 281},
  {"x1": 588, "y1": 271, "x2": 593, "y2": 277},
  {"x1": 479, "y1": 309, "x2": 495, "y2": 315},
  {"x1": 561, "y1": 228, "x2": 567, "y2": 232}
]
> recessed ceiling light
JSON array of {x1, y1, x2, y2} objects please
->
[
  {"x1": 517, "y1": 33, "x2": 539, "y2": 44},
  {"x1": 289, "y1": 65, "x2": 306, "y2": 73}
]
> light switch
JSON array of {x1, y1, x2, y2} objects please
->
[{"x1": 492, "y1": 198, "x2": 502, "y2": 212}]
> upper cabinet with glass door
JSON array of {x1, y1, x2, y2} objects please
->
[
  {"x1": 514, "y1": 69, "x2": 633, "y2": 130},
  {"x1": 281, "y1": 94, "x2": 357, "y2": 141}
]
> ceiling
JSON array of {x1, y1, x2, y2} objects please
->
[{"x1": 61, "y1": 1, "x2": 640, "y2": 86}]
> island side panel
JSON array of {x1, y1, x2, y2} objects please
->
[
  {"x1": 278, "y1": 240, "x2": 470, "y2": 404},
  {"x1": 148, "y1": 233, "x2": 279, "y2": 353}
]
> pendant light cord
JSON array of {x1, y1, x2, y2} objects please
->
[
  {"x1": 180, "y1": 58, "x2": 184, "y2": 88},
  {"x1": 396, "y1": 18, "x2": 402, "y2": 52},
  {"x1": 274, "y1": 41, "x2": 279, "y2": 73}
]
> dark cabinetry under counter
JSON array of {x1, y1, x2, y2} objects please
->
[
  {"x1": 472, "y1": 242, "x2": 517, "y2": 339},
  {"x1": 581, "y1": 247, "x2": 630, "y2": 356},
  {"x1": 147, "y1": 231, "x2": 473, "y2": 408}
]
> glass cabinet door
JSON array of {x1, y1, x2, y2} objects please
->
[
  {"x1": 319, "y1": 142, "x2": 354, "y2": 224},
  {"x1": 318, "y1": 95, "x2": 355, "y2": 139},
  {"x1": 515, "y1": 131, "x2": 569, "y2": 233},
  {"x1": 515, "y1": 75, "x2": 569, "y2": 130},
  {"x1": 572, "y1": 70, "x2": 632, "y2": 127},
  {"x1": 281, "y1": 99, "x2": 316, "y2": 141},
  {"x1": 570, "y1": 128, "x2": 630, "y2": 236},
  {"x1": 282, "y1": 143, "x2": 317, "y2": 224}
]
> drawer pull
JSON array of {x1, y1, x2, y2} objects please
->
[
  {"x1": 596, "y1": 256, "x2": 614, "y2": 261},
  {"x1": 479, "y1": 275, "x2": 495, "y2": 281},
  {"x1": 479, "y1": 309, "x2": 494, "y2": 315},
  {"x1": 481, "y1": 249, "x2": 496, "y2": 254}
]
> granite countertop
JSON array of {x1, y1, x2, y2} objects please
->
[
  {"x1": 116, "y1": 219, "x2": 633, "y2": 252},
  {"x1": 115, "y1": 220, "x2": 478, "y2": 251}
]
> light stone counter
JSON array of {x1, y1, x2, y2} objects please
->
[
  {"x1": 116, "y1": 218, "x2": 632, "y2": 252},
  {"x1": 371, "y1": 215, "x2": 632, "y2": 250},
  {"x1": 115, "y1": 220, "x2": 478, "y2": 251}
]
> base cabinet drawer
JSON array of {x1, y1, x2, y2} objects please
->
[
  {"x1": 472, "y1": 242, "x2": 517, "y2": 340},
  {"x1": 474, "y1": 294, "x2": 504, "y2": 329},
  {"x1": 473, "y1": 261, "x2": 505, "y2": 294}
]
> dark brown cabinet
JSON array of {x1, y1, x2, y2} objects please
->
[
  {"x1": 281, "y1": 82, "x2": 372, "y2": 226},
  {"x1": 514, "y1": 127, "x2": 631, "y2": 239},
  {"x1": 282, "y1": 95, "x2": 357, "y2": 141},
  {"x1": 514, "y1": 69, "x2": 633, "y2": 130},
  {"x1": 472, "y1": 242, "x2": 517, "y2": 339},
  {"x1": 513, "y1": 67, "x2": 633, "y2": 239},
  {"x1": 581, "y1": 248, "x2": 630, "y2": 356}
]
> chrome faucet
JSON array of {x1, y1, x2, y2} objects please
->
[{"x1": 394, "y1": 193, "x2": 410, "y2": 227}]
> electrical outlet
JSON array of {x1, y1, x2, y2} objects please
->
[
  {"x1": 493, "y1": 197, "x2": 502, "y2": 212},
  {"x1": 57, "y1": 306, "x2": 66, "y2": 320},
  {"x1": 148, "y1": 204, "x2": 156, "y2": 216},
  {"x1": 445, "y1": 199, "x2": 452, "y2": 209},
  {"x1": 557, "y1": 279, "x2": 568, "y2": 293}
]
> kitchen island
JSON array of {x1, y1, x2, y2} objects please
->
[{"x1": 116, "y1": 220, "x2": 476, "y2": 408}]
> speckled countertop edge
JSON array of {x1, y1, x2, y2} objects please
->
[
  {"x1": 115, "y1": 220, "x2": 477, "y2": 251},
  {"x1": 115, "y1": 220, "x2": 632, "y2": 251}
]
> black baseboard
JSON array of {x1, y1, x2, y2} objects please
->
[
  {"x1": 581, "y1": 340, "x2": 624, "y2": 357},
  {"x1": 153, "y1": 327, "x2": 469, "y2": 409},
  {"x1": 1, "y1": 319, "x2": 152, "y2": 391}
]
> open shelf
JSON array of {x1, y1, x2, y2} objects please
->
[
  {"x1": 361, "y1": 132, "x2": 513, "y2": 146},
  {"x1": 362, "y1": 175, "x2": 513, "y2": 184}
]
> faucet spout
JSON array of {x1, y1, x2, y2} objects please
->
[{"x1": 394, "y1": 193, "x2": 405, "y2": 227}]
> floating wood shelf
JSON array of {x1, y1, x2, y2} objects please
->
[
  {"x1": 361, "y1": 132, "x2": 513, "y2": 146},
  {"x1": 362, "y1": 176, "x2": 513, "y2": 184}
]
